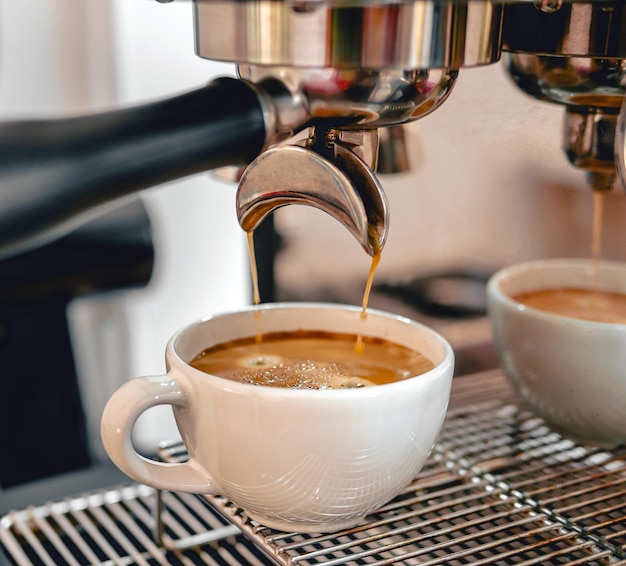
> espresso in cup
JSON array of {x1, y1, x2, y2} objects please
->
[
  {"x1": 512, "y1": 287, "x2": 626, "y2": 324},
  {"x1": 190, "y1": 330, "x2": 435, "y2": 389}
]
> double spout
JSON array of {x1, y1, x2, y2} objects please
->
[{"x1": 236, "y1": 130, "x2": 389, "y2": 256}]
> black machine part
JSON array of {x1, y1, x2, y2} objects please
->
[{"x1": 0, "y1": 77, "x2": 267, "y2": 260}]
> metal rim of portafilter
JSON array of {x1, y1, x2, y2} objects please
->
[{"x1": 503, "y1": 0, "x2": 626, "y2": 192}]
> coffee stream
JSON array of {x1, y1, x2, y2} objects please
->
[
  {"x1": 591, "y1": 190, "x2": 604, "y2": 284},
  {"x1": 592, "y1": 190, "x2": 603, "y2": 262},
  {"x1": 247, "y1": 231, "x2": 262, "y2": 307},
  {"x1": 355, "y1": 251, "x2": 381, "y2": 354},
  {"x1": 246, "y1": 230, "x2": 382, "y2": 353}
]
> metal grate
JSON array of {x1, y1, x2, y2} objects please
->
[
  {"x1": 2, "y1": 370, "x2": 626, "y2": 565},
  {"x1": 0, "y1": 483, "x2": 275, "y2": 566}
]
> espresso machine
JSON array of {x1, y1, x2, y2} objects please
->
[
  {"x1": 2, "y1": 1, "x2": 626, "y2": 564},
  {"x1": 2, "y1": 1, "x2": 625, "y2": 277},
  {"x1": 3, "y1": 0, "x2": 623, "y2": 254}
]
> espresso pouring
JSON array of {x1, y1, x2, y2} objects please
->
[{"x1": 185, "y1": 222, "x2": 414, "y2": 390}]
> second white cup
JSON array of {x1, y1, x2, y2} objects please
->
[{"x1": 487, "y1": 259, "x2": 626, "y2": 447}]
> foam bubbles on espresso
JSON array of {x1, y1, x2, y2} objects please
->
[
  {"x1": 190, "y1": 330, "x2": 435, "y2": 389},
  {"x1": 237, "y1": 355, "x2": 376, "y2": 389}
]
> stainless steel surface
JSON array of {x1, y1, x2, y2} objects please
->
[
  {"x1": 195, "y1": 0, "x2": 499, "y2": 254},
  {"x1": 505, "y1": 53, "x2": 625, "y2": 190},
  {"x1": 377, "y1": 125, "x2": 413, "y2": 173},
  {"x1": 226, "y1": 0, "x2": 494, "y2": 258},
  {"x1": 506, "y1": 54, "x2": 626, "y2": 109},
  {"x1": 194, "y1": 0, "x2": 503, "y2": 69},
  {"x1": 4, "y1": 0, "x2": 626, "y2": 563},
  {"x1": 241, "y1": 65, "x2": 458, "y2": 129},
  {"x1": 505, "y1": 52, "x2": 625, "y2": 189},
  {"x1": 564, "y1": 108, "x2": 619, "y2": 188},
  {"x1": 3, "y1": 371, "x2": 626, "y2": 565},
  {"x1": 0, "y1": 483, "x2": 271, "y2": 565},
  {"x1": 237, "y1": 63, "x2": 454, "y2": 249},
  {"x1": 236, "y1": 139, "x2": 389, "y2": 255}
]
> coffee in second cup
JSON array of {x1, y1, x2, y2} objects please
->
[{"x1": 511, "y1": 287, "x2": 626, "y2": 324}]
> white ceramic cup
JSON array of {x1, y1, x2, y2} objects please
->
[
  {"x1": 487, "y1": 259, "x2": 626, "y2": 447},
  {"x1": 100, "y1": 302, "x2": 454, "y2": 533}
]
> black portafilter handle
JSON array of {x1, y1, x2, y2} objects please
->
[{"x1": 0, "y1": 76, "x2": 268, "y2": 259}]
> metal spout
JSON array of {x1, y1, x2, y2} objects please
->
[{"x1": 236, "y1": 143, "x2": 388, "y2": 256}]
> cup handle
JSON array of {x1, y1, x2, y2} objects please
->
[{"x1": 100, "y1": 375, "x2": 216, "y2": 494}]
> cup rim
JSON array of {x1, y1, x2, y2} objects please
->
[
  {"x1": 487, "y1": 258, "x2": 626, "y2": 329},
  {"x1": 167, "y1": 301, "x2": 455, "y2": 397}
]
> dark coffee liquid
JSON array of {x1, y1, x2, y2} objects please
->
[
  {"x1": 513, "y1": 287, "x2": 626, "y2": 324},
  {"x1": 355, "y1": 250, "x2": 381, "y2": 353},
  {"x1": 592, "y1": 190, "x2": 603, "y2": 262},
  {"x1": 190, "y1": 330, "x2": 435, "y2": 389},
  {"x1": 247, "y1": 231, "x2": 261, "y2": 306}
]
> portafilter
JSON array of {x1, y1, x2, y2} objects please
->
[{"x1": 0, "y1": 0, "x2": 502, "y2": 259}]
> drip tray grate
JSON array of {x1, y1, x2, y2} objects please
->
[
  {"x1": 2, "y1": 370, "x2": 626, "y2": 565},
  {"x1": 0, "y1": 483, "x2": 272, "y2": 565}
]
